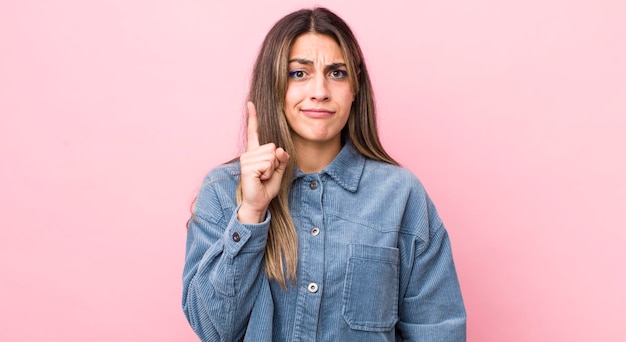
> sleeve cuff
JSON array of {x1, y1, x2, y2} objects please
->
[{"x1": 223, "y1": 205, "x2": 271, "y2": 255}]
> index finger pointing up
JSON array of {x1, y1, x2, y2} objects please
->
[{"x1": 246, "y1": 101, "x2": 260, "y2": 151}]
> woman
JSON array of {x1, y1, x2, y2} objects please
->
[{"x1": 183, "y1": 7, "x2": 466, "y2": 341}]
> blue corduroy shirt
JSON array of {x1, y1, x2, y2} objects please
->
[{"x1": 183, "y1": 143, "x2": 466, "y2": 341}]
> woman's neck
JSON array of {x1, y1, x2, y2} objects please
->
[{"x1": 293, "y1": 138, "x2": 342, "y2": 174}]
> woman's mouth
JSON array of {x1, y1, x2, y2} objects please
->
[{"x1": 300, "y1": 108, "x2": 335, "y2": 118}]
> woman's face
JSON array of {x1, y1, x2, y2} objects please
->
[{"x1": 284, "y1": 33, "x2": 354, "y2": 149}]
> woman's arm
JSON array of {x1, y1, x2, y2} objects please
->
[
  {"x1": 397, "y1": 192, "x2": 467, "y2": 341},
  {"x1": 182, "y1": 181, "x2": 270, "y2": 342},
  {"x1": 183, "y1": 102, "x2": 289, "y2": 341}
]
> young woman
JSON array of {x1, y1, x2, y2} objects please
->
[{"x1": 183, "y1": 7, "x2": 466, "y2": 341}]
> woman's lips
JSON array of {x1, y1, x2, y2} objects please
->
[{"x1": 300, "y1": 108, "x2": 335, "y2": 118}]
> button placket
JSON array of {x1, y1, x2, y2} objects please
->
[{"x1": 291, "y1": 175, "x2": 324, "y2": 339}]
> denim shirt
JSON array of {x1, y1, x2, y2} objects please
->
[{"x1": 183, "y1": 143, "x2": 466, "y2": 341}]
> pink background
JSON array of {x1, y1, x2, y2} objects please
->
[{"x1": 1, "y1": 0, "x2": 625, "y2": 341}]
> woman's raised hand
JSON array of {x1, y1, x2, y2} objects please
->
[{"x1": 238, "y1": 102, "x2": 290, "y2": 224}]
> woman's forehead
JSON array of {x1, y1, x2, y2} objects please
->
[{"x1": 288, "y1": 33, "x2": 345, "y2": 63}]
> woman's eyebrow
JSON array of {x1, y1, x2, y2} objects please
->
[
  {"x1": 326, "y1": 62, "x2": 347, "y2": 69},
  {"x1": 288, "y1": 58, "x2": 347, "y2": 69},
  {"x1": 288, "y1": 58, "x2": 313, "y2": 65}
]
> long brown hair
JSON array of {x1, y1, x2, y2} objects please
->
[{"x1": 243, "y1": 7, "x2": 397, "y2": 288}]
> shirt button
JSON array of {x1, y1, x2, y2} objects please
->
[
  {"x1": 307, "y1": 283, "x2": 319, "y2": 293},
  {"x1": 309, "y1": 180, "x2": 318, "y2": 190},
  {"x1": 310, "y1": 227, "x2": 320, "y2": 236},
  {"x1": 232, "y1": 232, "x2": 241, "y2": 242}
]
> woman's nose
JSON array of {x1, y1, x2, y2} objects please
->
[{"x1": 309, "y1": 74, "x2": 330, "y2": 101}]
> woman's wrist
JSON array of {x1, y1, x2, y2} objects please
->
[{"x1": 237, "y1": 203, "x2": 267, "y2": 224}]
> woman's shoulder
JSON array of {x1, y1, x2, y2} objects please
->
[
  {"x1": 198, "y1": 160, "x2": 242, "y2": 195},
  {"x1": 363, "y1": 159, "x2": 426, "y2": 192},
  {"x1": 201, "y1": 159, "x2": 241, "y2": 183},
  {"x1": 193, "y1": 160, "x2": 240, "y2": 221}
]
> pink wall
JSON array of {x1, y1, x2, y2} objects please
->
[{"x1": 1, "y1": 0, "x2": 625, "y2": 341}]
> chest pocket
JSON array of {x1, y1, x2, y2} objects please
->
[{"x1": 342, "y1": 244, "x2": 400, "y2": 332}]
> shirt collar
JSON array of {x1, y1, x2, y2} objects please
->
[{"x1": 293, "y1": 143, "x2": 365, "y2": 193}]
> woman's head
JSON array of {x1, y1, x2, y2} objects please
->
[{"x1": 248, "y1": 7, "x2": 395, "y2": 164}]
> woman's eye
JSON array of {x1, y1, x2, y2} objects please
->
[
  {"x1": 289, "y1": 70, "x2": 307, "y2": 80},
  {"x1": 330, "y1": 69, "x2": 348, "y2": 80}
]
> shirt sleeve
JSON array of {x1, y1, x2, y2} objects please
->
[
  {"x1": 396, "y1": 198, "x2": 467, "y2": 341},
  {"x1": 182, "y1": 180, "x2": 270, "y2": 342}
]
